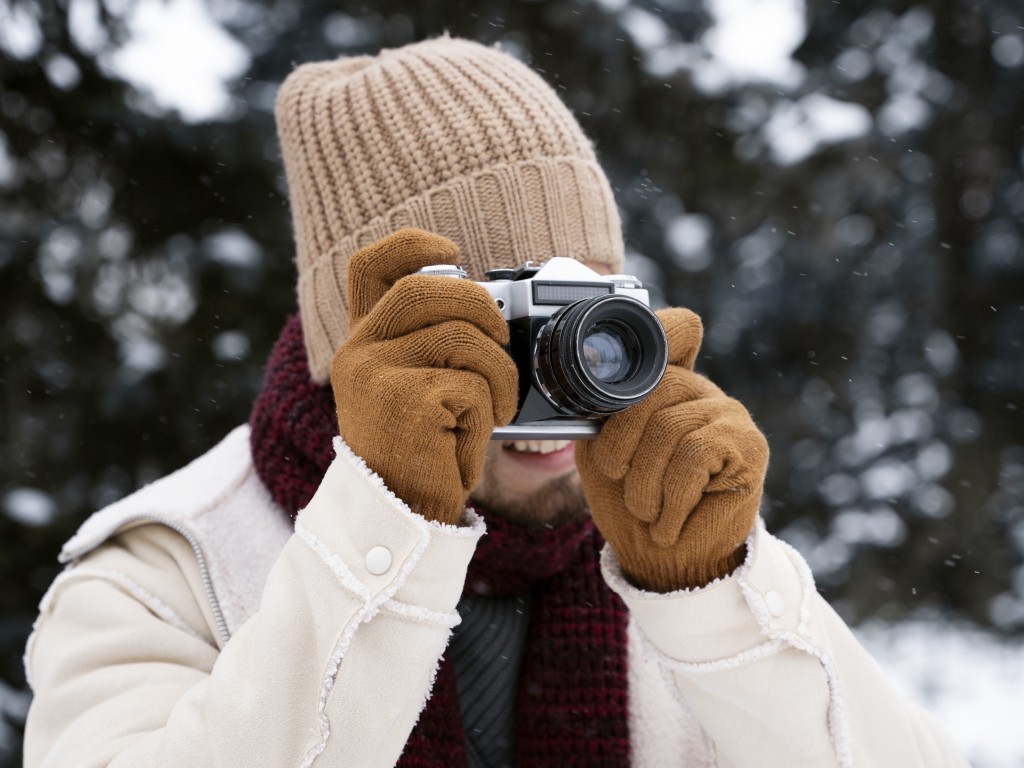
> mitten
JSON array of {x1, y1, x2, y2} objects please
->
[
  {"x1": 576, "y1": 308, "x2": 769, "y2": 592},
  {"x1": 330, "y1": 229, "x2": 518, "y2": 525}
]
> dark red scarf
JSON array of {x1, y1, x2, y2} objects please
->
[{"x1": 249, "y1": 314, "x2": 630, "y2": 767}]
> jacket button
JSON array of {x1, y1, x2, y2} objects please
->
[
  {"x1": 365, "y1": 546, "x2": 393, "y2": 575},
  {"x1": 765, "y1": 590, "x2": 785, "y2": 618}
]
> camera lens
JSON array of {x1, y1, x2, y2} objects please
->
[
  {"x1": 535, "y1": 295, "x2": 668, "y2": 416},
  {"x1": 581, "y1": 323, "x2": 637, "y2": 383}
]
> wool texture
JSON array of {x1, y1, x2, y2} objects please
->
[
  {"x1": 249, "y1": 314, "x2": 632, "y2": 767},
  {"x1": 275, "y1": 37, "x2": 625, "y2": 383},
  {"x1": 576, "y1": 307, "x2": 770, "y2": 592},
  {"x1": 330, "y1": 229, "x2": 519, "y2": 525}
]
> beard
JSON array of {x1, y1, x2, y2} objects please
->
[{"x1": 469, "y1": 459, "x2": 590, "y2": 529}]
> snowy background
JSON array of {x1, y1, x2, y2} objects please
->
[{"x1": 2, "y1": 0, "x2": 1024, "y2": 764}]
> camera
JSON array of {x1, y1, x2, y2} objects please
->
[{"x1": 417, "y1": 258, "x2": 668, "y2": 439}]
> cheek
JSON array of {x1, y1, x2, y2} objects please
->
[
  {"x1": 473, "y1": 442, "x2": 505, "y2": 490},
  {"x1": 482, "y1": 441, "x2": 504, "y2": 470}
]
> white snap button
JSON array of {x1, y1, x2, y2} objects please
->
[
  {"x1": 365, "y1": 546, "x2": 392, "y2": 575},
  {"x1": 765, "y1": 590, "x2": 785, "y2": 618}
]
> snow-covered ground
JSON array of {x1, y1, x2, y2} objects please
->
[{"x1": 857, "y1": 619, "x2": 1024, "y2": 767}]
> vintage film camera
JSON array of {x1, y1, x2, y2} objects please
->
[{"x1": 417, "y1": 258, "x2": 668, "y2": 439}]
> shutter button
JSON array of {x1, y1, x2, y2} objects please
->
[
  {"x1": 365, "y1": 546, "x2": 393, "y2": 575},
  {"x1": 765, "y1": 590, "x2": 785, "y2": 618}
]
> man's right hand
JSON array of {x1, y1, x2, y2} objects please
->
[{"x1": 330, "y1": 228, "x2": 518, "y2": 526}]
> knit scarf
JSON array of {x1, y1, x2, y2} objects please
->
[{"x1": 249, "y1": 314, "x2": 630, "y2": 767}]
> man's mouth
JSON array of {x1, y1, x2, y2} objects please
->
[{"x1": 501, "y1": 439, "x2": 573, "y2": 454}]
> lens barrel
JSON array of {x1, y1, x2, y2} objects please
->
[{"x1": 534, "y1": 295, "x2": 668, "y2": 416}]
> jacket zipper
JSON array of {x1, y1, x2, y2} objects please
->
[{"x1": 60, "y1": 514, "x2": 231, "y2": 646}]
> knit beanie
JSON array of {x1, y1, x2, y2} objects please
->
[{"x1": 276, "y1": 36, "x2": 625, "y2": 384}]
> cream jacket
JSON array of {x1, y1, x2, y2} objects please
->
[{"x1": 23, "y1": 426, "x2": 967, "y2": 767}]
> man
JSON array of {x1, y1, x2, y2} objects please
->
[{"x1": 23, "y1": 37, "x2": 967, "y2": 767}]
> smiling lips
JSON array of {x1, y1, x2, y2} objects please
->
[
  {"x1": 500, "y1": 439, "x2": 578, "y2": 473},
  {"x1": 502, "y1": 440, "x2": 572, "y2": 454}
]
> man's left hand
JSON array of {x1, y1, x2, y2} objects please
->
[{"x1": 576, "y1": 308, "x2": 770, "y2": 593}]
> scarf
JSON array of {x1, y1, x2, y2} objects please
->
[{"x1": 250, "y1": 314, "x2": 630, "y2": 767}]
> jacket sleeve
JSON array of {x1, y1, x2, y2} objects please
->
[
  {"x1": 602, "y1": 520, "x2": 970, "y2": 768},
  {"x1": 23, "y1": 436, "x2": 481, "y2": 768}
]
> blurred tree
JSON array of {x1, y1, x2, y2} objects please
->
[{"x1": 1, "y1": 0, "x2": 1023, "y2": 763}]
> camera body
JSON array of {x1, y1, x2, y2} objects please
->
[{"x1": 418, "y1": 258, "x2": 668, "y2": 440}]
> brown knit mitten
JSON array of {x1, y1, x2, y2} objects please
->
[
  {"x1": 576, "y1": 308, "x2": 769, "y2": 592},
  {"x1": 330, "y1": 229, "x2": 518, "y2": 525}
]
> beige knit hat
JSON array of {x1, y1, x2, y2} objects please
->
[{"x1": 276, "y1": 36, "x2": 625, "y2": 383}]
